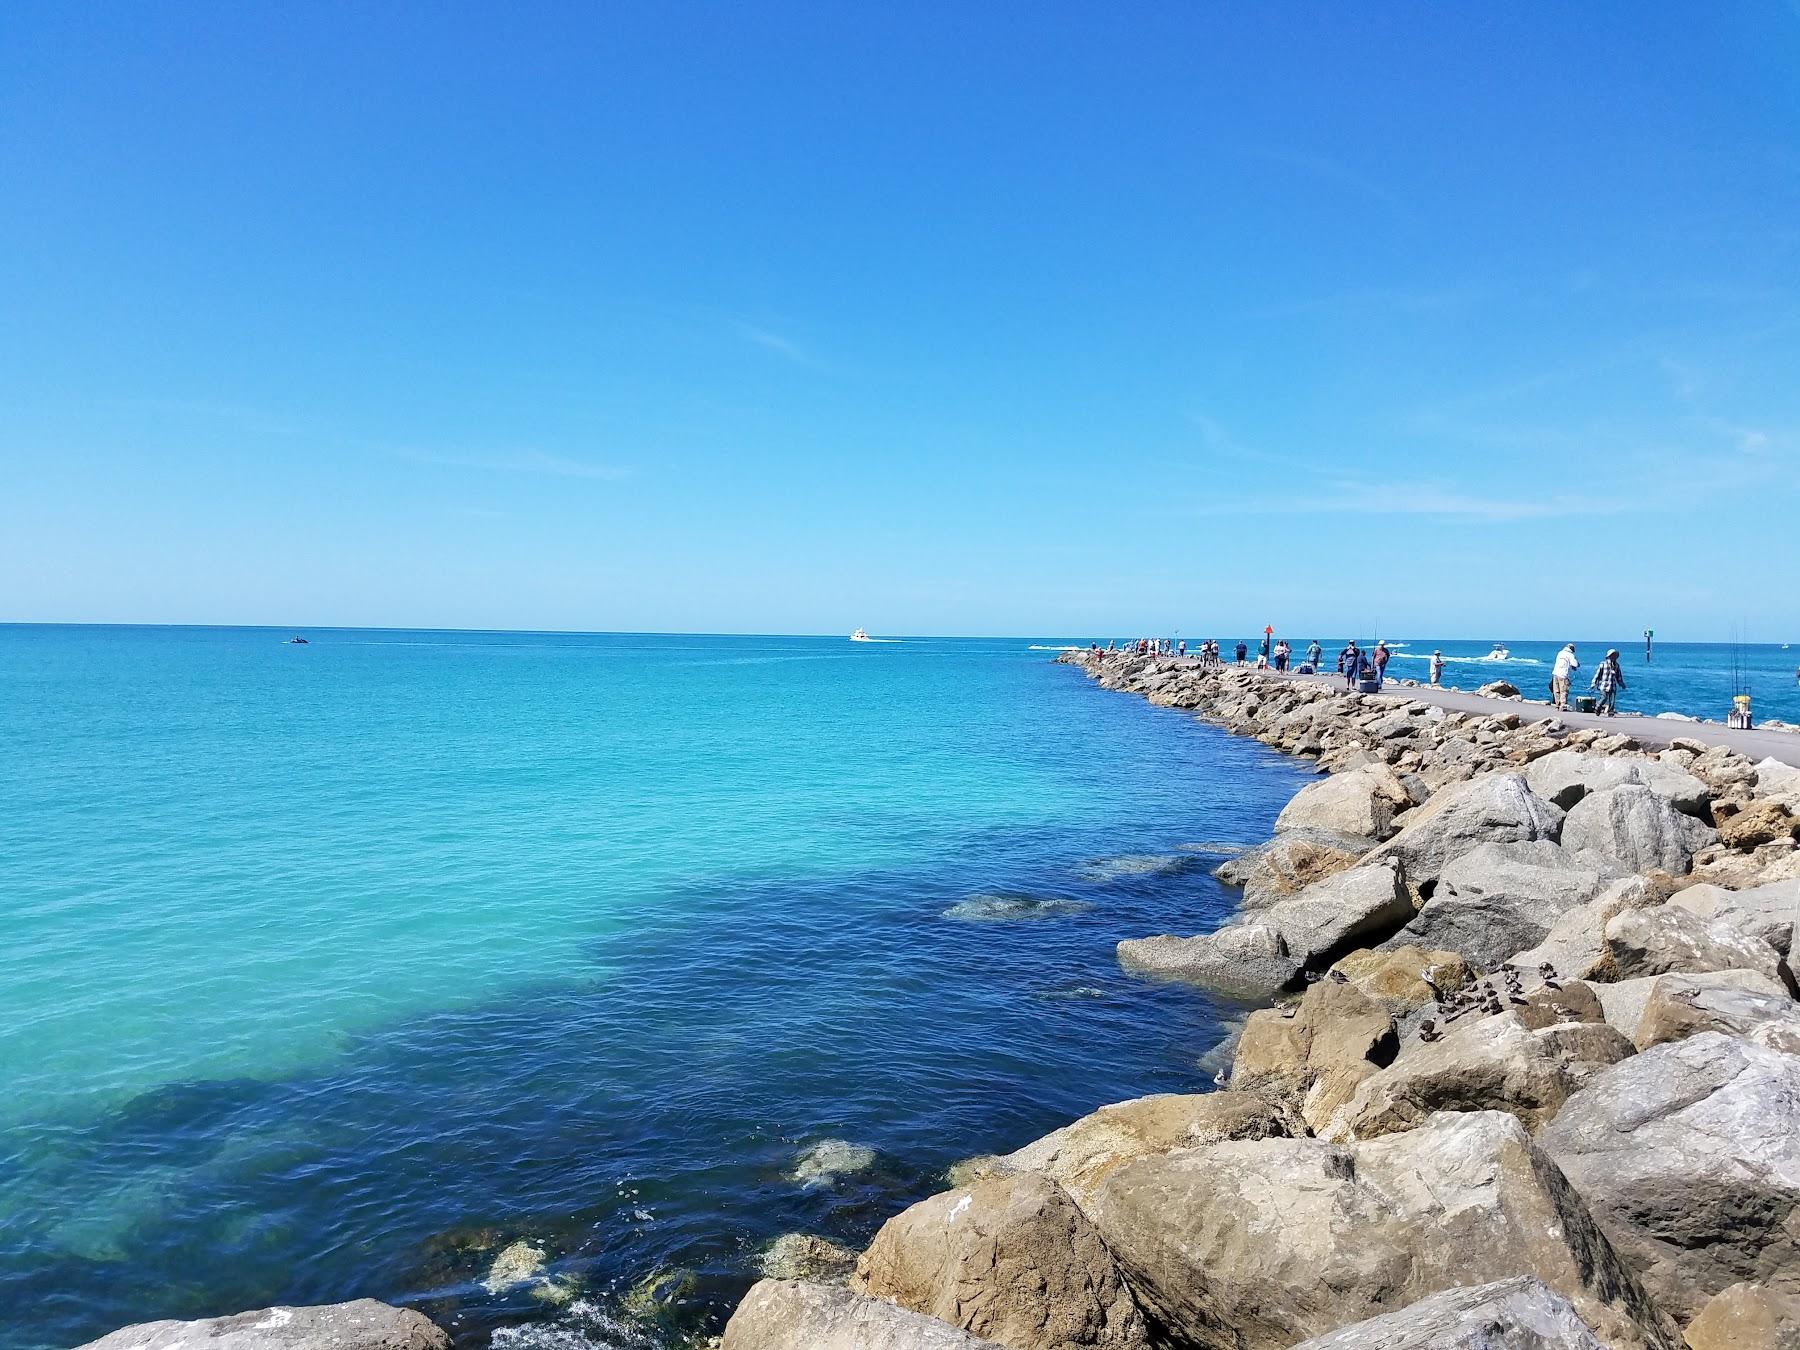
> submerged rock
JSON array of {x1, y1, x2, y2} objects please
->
[
  {"x1": 1084, "y1": 1111, "x2": 1679, "y2": 1350},
  {"x1": 1538, "y1": 1032, "x2": 1800, "y2": 1322},
  {"x1": 722, "y1": 1280, "x2": 1004, "y2": 1350},
  {"x1": 852, "y1": 1171, "x2": 1148, "y2": 1350},
  {"x1": 943, "y1": 894, "x2": 1092, "y2": 922},
  {"x1": 1076, "y1": 854, "x2": 1193, "y2": 882},
  {"x1": 76, "y1": 1301, "x2": 452, "y2": 1350},
  {"x1": 1286, "y1": 1277, "x2": 1608, "y2": 1349},
  {"x1": 483, "y1": 1240, "x2": 549, "y2": 1294},
  {"x1": 791, "y1": 1138, "x2": 877, "y2": 1187}
]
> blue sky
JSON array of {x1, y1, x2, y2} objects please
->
[{"x1": 3, "y1": 2, "x2": 1797, "y2": 638}]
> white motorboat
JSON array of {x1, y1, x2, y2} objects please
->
[
  {"x1": 1486, "y1": 643, "x2": 1510, "y2": 661},
  {"x1": 850, "y1": 628, "x2": 871, "y2": 642}
]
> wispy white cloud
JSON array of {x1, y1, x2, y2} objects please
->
[
  {"x1": 398, "y1": 448, "x2": 631, "y2": 481},
  {"x1": 738, "y1": 323, "x2": 810, "y2": 364},
  {"x1": 1183, "y1": 479, "x2": 1629, "y2": 522}
]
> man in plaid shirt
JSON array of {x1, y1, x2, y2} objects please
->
[{"x1": 1591, "y1": 648, "x2": 1625, "y2": 716}]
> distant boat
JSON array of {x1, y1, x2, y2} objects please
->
[
  {"x1": 1485, "y1": 644, "x2": 1510, "y2": 661},
  {"x1": 289, "y1": 636, "x2": 309, "y2": 644},
  {"x1": 850, "y1": 628, "x2": 871, "y2": 642}
]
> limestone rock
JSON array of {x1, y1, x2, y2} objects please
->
[
  {"x1": 1631, "y1": 970, "x2": 1800, "y2": 1053},
  {"x1": 1274, "y1": 764, "x2": 1412, "y2": 841},
  {"x1": 851, "y1": 1171, "x2": 1147, "y2": 1350},
  {"x1": 1329, "y1": 944, "x2": 1473, "y2": 1015},
  {"x1": 1669, "y1": 878, "x2": 1800, "y2": 955},
  {"x1": 722, "y1": 1280, "x2": 1005, "y2": 1350},
  {"x1": 1684, "y1": 1282, "x2": 1800, "y2": 1350},
  {"x1": 1086, "y1": 1111, "x2": 1679, "y2": 1350},
  {"x1": 1754, "y1": 757, "x2": 1800, "y2": 812},
  {"x1": 760, "y1": 1233, "x2": 859, "y2": 1282},
  {"x1": 1511, "y1": 876, "x2": 1674, "y2": 982},
  {"x1": 1319, "y1": 1010, "x2": 1634, "y2": 1141},
  {"x1": 1718, "y1": 799, "x2": 1799, "y2": 850},
  {"x1": 1230, "y1": 977, "x2": 1397, "y2": 1132},
  {"x1": 1526, "y1": 750, "x2": 1711, "y2": 817},
  {"x1": 1286, "y1": 1277, "x2": 1608, "y2": 1349},
  {"x1": 1217, "y1": 832, "x2": 1366, "y2": 908},
  {"x1": 1251, "y1": 860, "x2": 1416, "y2": 966},
  {"x1": 1365, "y1": 772, "x2": 1564, "y2": 890},
  {"x1": 1398, "y1": 841, "x2": 1614, "y2": 967},
  {"x1": 1115, "y1": 922, "x2": 1299, "y2": 1001},
  {"x1": 1602, "y1": 905, "x2": 1787, "y2": 984},
  {"x1": 1538, "y1": 1032, "x2": 1800, "y2": 1322},
  {"x1": 75, "y1": 1302, "x2": 452, "y2": 1350},
  {"x1": 1563, "y1": 784, "x2": 1718, "y2": 875},
  {"x1": 992, "y1": 1091, "x2": 1298, "y2": 1211}
]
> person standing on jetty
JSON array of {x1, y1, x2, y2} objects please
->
[
  {"x1": 1235, "y1": 640, "x2": 1248, "y2": 665},
  {"x1": 1306, "y1": 639, "x2": 1323, "y2": 670},
  {"x1": 1429, "y1": 650, "x2": 1444, "y2": 685},
  {"x1": 1591, "y1": 648, "x2": 1625, "y2": 716},
  {"x1": 1372, "y1": 640, "x2": 1391, "y2": 689},
  {"x1": 1340, "y1": 641, "x2": 1362, "y2": 690},
  {"x1": 1551, "y1": 643, "x2": 1580, "y2": 710}
]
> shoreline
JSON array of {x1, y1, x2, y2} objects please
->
[{"x1": 76, "y1": 649, "x2": 1800, "y2": 1350}]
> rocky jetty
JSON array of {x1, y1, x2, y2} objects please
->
[{"x1": 724, "y1": 652, "x2": 1800, "y2": 1350}]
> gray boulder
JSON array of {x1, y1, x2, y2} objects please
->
[
  {"x1": 1669, "y1": 878, "x2": 1800, "y2": 956},
  {"x1": 1396, "y1": 841, "x2": 1614, "y2": 968},
  {"x1": 722, "y1": 1280, "x2": 1005, "y2": 1350},
  {"x1": 1562, "y1": 784, "x2": 1718, "y2": 876},
  {"x1": 1538, "y1": 1032, "x2": 1800, "y2": 1322},
  {"x1": 1585, "y1": 971, "x2": 1790, "y2": 1042},
  {"x1": 1526, "y1": 750, "x2": 1711, "y2": 817},
  {"x1": 1630, "y1": 971, "x2": 1800, "y2": 1053},
  {"x1": 1251, "y1": 859, "x2": 1416, "y2": 966},
  {"x1": 851, "y1": 1171, "x2": 1147, "y2": 1350},
  {"x1": 1317, "y1": 1010, "x2": 1634, "y2": 1142},
  {"x1": 1116, "y1": 922, "x2": 1299, "y2": 1001},
  {"x1": 1365, "y1": 772, "x2": 1564, "y2": 890},
  {"x1": 1085, "y1": 1110, "x2": 1678, "y2": 1349},
  {"x1": 1274, "y1": 764, "x2": 1413, "y2": 841},
  {"x1": 1602, "y1": 905, "x2": 1788, "y2": 984},
  {"x1": 1286, "y1": 1277, "x2": 1608, "y2": 1349},
  {"x1": 1511, "y1": 876, "x2": 1673, "y2": 983},
  {"x1": 75, "y1": 1303, "x2": 451, "y2": 1350}
]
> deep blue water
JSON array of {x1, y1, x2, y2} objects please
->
[{"x1": 0, "y1": 628, "x2": 1312, "y2": 1350}]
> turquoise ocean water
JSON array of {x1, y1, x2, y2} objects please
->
[
  {"x1": 4, "y1": 627, "x2": 1795, "y2": 1350},
  {"x1": 2, "y1": 628, "x2": 1312, "y2": 1350}
]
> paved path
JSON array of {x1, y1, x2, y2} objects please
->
[{"x1": 1216, "y1": 664, "x2": 1800, "y2": 768}]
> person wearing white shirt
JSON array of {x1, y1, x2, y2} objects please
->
[{"x1": 1551, "y1": 644, "x2": 1580, "y2": 711}]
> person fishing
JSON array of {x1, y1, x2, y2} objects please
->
[
  {"x1": 1429, "y1": 650, "x2": 1444, "y2": 686},
  {"x1": 1372, "y1": 640, "x2": 1391, "y2": 690},
  {"x1": 1591, "y1": 648, "x2": 1625, "y2": 716},
  {"x1": 1551, "y1": 643, "x2": 1580, "y2": 711},
  {"x1": 1340, "y1": 640, "x2": 1361, "y2": 691}
]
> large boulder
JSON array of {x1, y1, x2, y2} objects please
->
[
  {"x1": 1601, "y1": 905, "x2": 1788, "y2": 984},
  {"x1": 1511, "y1": 876, "x2": 1675, "y2": 983},
  {"x1": 1274, "y1": 765, "x2": 1412, "y2": 841},
  {"x1": 1718, "y1": 800, "x2": 1799, "y2": 851},
  {"x1": 1684, "y1": 1282, "x2": 1800, "y2": 1350},
  {"x1": 75, "y1": 1303, "x2": 452, "y2": 1350},
  {"x1": 1286, "y1": 1277, "x2": 1608, "y2": 1349},
  {"x1": 1229, "y1": 977, "x2": 1397, "y2": 1132},
  {"x1": 1329, "y1": 945, "x2": 1474, "y2": 1016},
  {"x1": 1116, "y1": 922, "x2": 1299, "y2": 1001},
  {"x1": 1526, "y1": 750, "x2": 1711, "y2": 817},
  {"x1": 1755, "y1": 757, "x2": 1800, "y2": 812},
  {"x1": 1538, "y1": 1032, "x2": 1800, "y2": 1322},
  {"x1": 1364, "y1": 772, "x2": 1564, "y2": 891},
  {"x1": 1216, "y1": 833, "x2": 1366, "y2": 909},
  {"x1": 1395, "y1": 841, "x2": 1614, "y2": 968},
  {"x1": 1251, "y1": 860, "x2": 1416, "y2": 966},
  {"x1": 1631, "y1": 971, "x2": 1800, "y2": 1054},
  {"x1": 851, "y1": 1172, "x2": 1147, "y2": 1350},
  {"x1": 1318, "y1": 1010, "x2": 1634, "y2": 1142},
  {"x1": 1563, "y1": 784, "x2": 1718, "y2": 876},
  {"x1": 992, "y1": 1092, "x2": 1298, "y2": 1212},
  {"x1": 1085, "y1": 1111, "x2": 1679, "y2": 1350},
  {"x1": 722, "y1": 1280, "x2": 1005, "y2": 1350},
  {"x1": 1586, "y1": 969, "x2": 1786, "y2": 1042},
  {"x1": 1669, "y1": 878, "x2": 1800, "y2": 956}
]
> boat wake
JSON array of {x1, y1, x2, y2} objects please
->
[{"x1": 1393, "y1": 652, "x2": 1542, "y2": 666}]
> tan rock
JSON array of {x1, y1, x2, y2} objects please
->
[
  {"x1": 723, "y1": 1280, "x2": 1005, "y2": 1350},
  {"x1": 1274, "y1": 764, "x2": 1412, "y2": 841},
  {"x1": 1230, "y1": 977, "x2": 1397, "y2": 1132},
  {"x1": 1631, "y1": 971, "x2": 1800, "y2": 1053},
  {"x1": 1684, "y1": 1282, "x2": 1800, "y2": 1350},
  {"x1": 1717, "y1": 799, "x2": 1798, "y2": 850},
  {"x1": 851, "y1": 1172, "x2": 1147, "y2": 1350},
  {"x1": 1329, "y1": 945, "x2": 1473, "y2": 1015}
]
